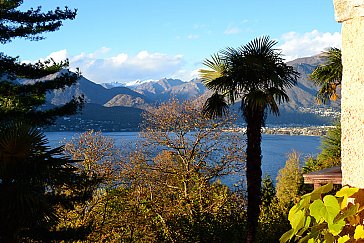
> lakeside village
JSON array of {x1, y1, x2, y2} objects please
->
[
  {"x1": 232, "y1": 126, "x2": 334, "y2": 136},
  {"x1": 49, "y1": 120, "x2": 337, "y2": 137},
  {"x1": 242, "y1": 107, "x2": 339, "y2": 136},
  {"x1": 48, "y1": 106, "x2": 339, "y2": 136}
]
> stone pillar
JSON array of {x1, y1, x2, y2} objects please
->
[{"x1": 334, "y1": 0, "x2": 364, "y2": 187}]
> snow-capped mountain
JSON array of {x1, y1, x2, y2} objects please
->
[
  {"x1": 100, "y1": 79, "x2": 160, "y2": 89},
  {"x1": 32, "y1": 54, "x2": 341, "y2": 131}
]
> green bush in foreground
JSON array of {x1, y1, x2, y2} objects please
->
[{"x1": 281, "y1": 183, "x2": 364, "y2": 243}]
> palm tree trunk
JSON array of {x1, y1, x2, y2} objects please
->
[{"x1": 244, "y1": 108, "x2": 264, "y2": 243}]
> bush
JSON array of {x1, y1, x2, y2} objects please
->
[
  {"x1": 303, "y1": 122, "x2": 341, "y2": 173},
  {"x1": 281, "y1": 183, "x2": 364, "y2": 243},
  {"x1": 276, "y1": 151, "x2": 304, "y2": 210}
]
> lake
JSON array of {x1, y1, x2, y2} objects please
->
[{"x1": 45, "y1": 131, "x2": 321, "y2": 186}]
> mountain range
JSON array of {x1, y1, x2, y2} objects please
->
[{"x1": 44, "y1": 55, "x2": 340, "y2": 131}]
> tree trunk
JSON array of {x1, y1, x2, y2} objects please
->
[{"x1": 244, "y1": 108, "x2": 264, "y2": 243}]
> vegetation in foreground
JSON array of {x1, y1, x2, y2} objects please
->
[
  {"x1": 199, "y1": 36, "x2": 299, "y2": 242},
  {"x1": 281, "y1": 183, "x2": 364, "y2": 243},
  {"x1": 0, "y1": 1, "x2": 94, "y2": 241},
  {"x1": 0, "y1": 1, "x2": 346, "y2": 242}
]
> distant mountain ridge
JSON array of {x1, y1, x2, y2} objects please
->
[
  {"x1": 47, "y1": 76, "x2": 150, "y2": 106},
  {"x1": 41, "y1": 54, "x2": 339, "y2": 131},
  {"x1": 132, "y1": 78, "x2": 207, "y2": 102}
]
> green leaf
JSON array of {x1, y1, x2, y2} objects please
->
[
  {"x1": 288, "y1": 204, "x2": 300, "y2": 223},
  {"x1": 309, "y1": 195, "x2": 340, "y2": 224},
  {"x1": 336, "y1": 186, "x2": 359, "y2": 209},
  {"x1": 289, "y1": 208, "x2": 305, "y2": 234},
  {"x1": 310, "y1": 199, "x2": 325, "y2": 223},
  {"x1": 279, "y1": 228, "x2": 294, "y2": 243},
  {"x1": 297, "y1": 226, "x2": 309, "y2": 237},
  {"x1": 309, "y1": 225, "x2": 321, "y2": 239},
  {"x1": 337, "y1": 235, "x2": 350, "y2": 243},
  {"x1": 298, "y1": 233, "x2": 314, "y2": 243},
  {"x1": 305, "y1": 216, "x2": 312, "y2": 228},
  {"x1": 297, "y1": 195, "x2": 312, "y2": 210},
  {"x1": 336, "y1": 186, "x2": 359, "y2": 198},
  {"x1": 328, "y1": 219, "x2": 345, "y2": 236},
  {"x1": 310, "y1": 183, "x2": 333, "y2": 201},
  {"x1": 323, "y1": 195, "x2": 341, "y2": 223},
  {"x1": 354, "y1": 225, "x2": 364, "y2": 240}
]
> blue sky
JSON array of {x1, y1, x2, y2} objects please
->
[{"x1": 3, "y1": 0, "x2": 341, "y2": 84}]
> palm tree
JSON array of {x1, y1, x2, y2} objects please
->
[
  {"x1": 308, "y1": 48, "x2": 342, "y2": 172},
  {"x1": 199, "y1": 36, "x2": 299, "y2": 242},
  {"x1": 310, "y1": 47, "x2": 342, "y2": 104},
  {"x1": 0, "y1": 122, "x2": 96, "y2": 242}
]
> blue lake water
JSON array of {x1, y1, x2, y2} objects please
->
[{"x1": 45, "y1": 132, "x2": 321, "y2": 185}]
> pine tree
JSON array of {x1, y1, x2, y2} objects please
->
[
  {"x1": 0, "y1": 0, "x2": 82, "y2": 126},
  {"x1": 0, "y1": 2, "x2": 97, "y2": 242}
]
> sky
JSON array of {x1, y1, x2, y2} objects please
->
[{"x1": 2, "y1": 0, "x2": 342, "y2": 84}]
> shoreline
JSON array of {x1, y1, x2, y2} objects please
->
[
  {"x1": 224, "y1": 126, "x2": 334, "y2": 136},
  {"x1": 45, "y1": 126, "x2": 334, "y2": 137}
]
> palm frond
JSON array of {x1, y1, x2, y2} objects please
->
[
  {"x1": 242, "y1": 35, "x2": 277, "y2": 56},
  {"x1": 315, "y1": 82, "x2": 339, "y2": 104},
  {"x1": 268, "y1": 87, "x2": 290, "y2": 104},
  {"x1": 241, "y1": 90, "x2": 268, "y2": 112},
  {"x1": 199, "y1": 68, "x2": 223, "y2": 83},
  {"x1": 241, "y1": 87, "x2": 289, "y2": 116},
  {"x1": 202, "y1": 92, "x2": 229, "y2": 119},
  {"x1": 270, "y1": 63, "x2": 299, "y2": 88},
  {"x1": 267, "y1": 87, "x2": 290, "y2": 115},
  {"x1": 200, "y1": 54, "x2": 239, "y2": 99},
  {"x1": 200, "y1": 36, "x2": 298, "y2": 120},
  {"x1": 310, "y1": 47, "x2": 342, "y2": 104},
  {"x1": 200, "y1": 54, "x2": 226, "y2": 82}
]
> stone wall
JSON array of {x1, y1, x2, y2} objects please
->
[{"x1": 334, "y1": 0, "x2": 364, "y2": 187}]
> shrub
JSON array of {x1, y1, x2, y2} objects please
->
[
  {"x1": 303, "y1": 122, "x2": 341, "y2": 174},
  {"x1": 276, "y1": 151, "x2": 304, "y2": 210},
  {"x1": 280, "y1": 183, "x2": 364, "y2": 243}
]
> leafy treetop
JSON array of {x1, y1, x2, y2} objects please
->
[
  {"x1": 0, "y1": 0, "x2": 82, "y2": 126},
  {"x1": 0, "y1": 0, "x2": 77, "y2": 44}
]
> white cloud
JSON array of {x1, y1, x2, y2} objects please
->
[
  {"x1": 277, "y1": 30, "x2": 342, "y2": 61},
  {"x1": 61, "y1": 49, "x2": 187, "y2": 83},
  {"x1": 171, "y1": 68, "x2": 201, "y2": 82},
  {"x1": 42, "y1": 49, "x2": 69, "y2": 63},
  {"x1": 88, "y1": 46, "x2": 111, "y2": 58},
  {"x1": 22, "y1": 49, "x2": 69, "y2": 65},
  {"x1": 26, "y1": 48, "x2": 192, "y2": 83},
  {"x1": 109, "y1": 53, "x2": 128, "y2": 65}
]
